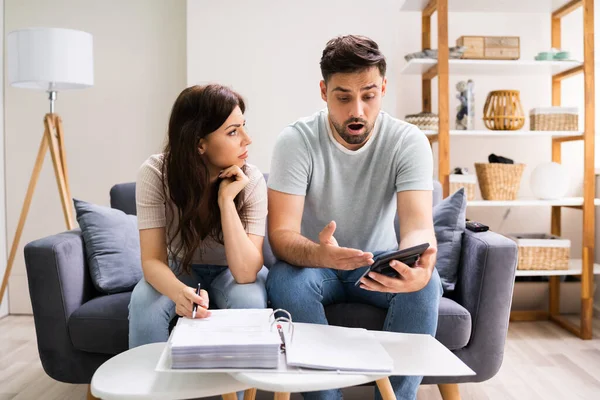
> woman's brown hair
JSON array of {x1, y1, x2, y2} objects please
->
[{"x1": 161, "y1": 84, "x2": 247, "y2": 275}]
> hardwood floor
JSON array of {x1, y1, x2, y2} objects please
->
[{"x1": 1, "y1": 315, "x2": 599, "y2": 400}]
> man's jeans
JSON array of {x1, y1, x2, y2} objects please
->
[{"x1": 266, "y1": 256, "x2": 442, "y2": 400}]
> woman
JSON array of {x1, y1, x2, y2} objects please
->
[{"x1": 129, "y1": 84, "x2": 268, "y2": 348}]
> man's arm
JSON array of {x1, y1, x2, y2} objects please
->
[
  {"x1": 358, "y1": 190, "x2": 437, "y2": 293},
  {"x1": 268, "y1": 188, "x2": 373, "y2": 269},
  {"x1": 397, "y1": 190, "x2": 437, "y2": 255}
]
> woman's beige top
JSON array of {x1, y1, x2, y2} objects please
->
[{"x1": 135, "y1": 154, "x2": 267, "y2": 265}]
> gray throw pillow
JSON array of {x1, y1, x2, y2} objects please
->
[
  {"x1": 433, "y1": 188, "x2": 467, "y2": 294},
  {"x1": 74, "y1": 198, "x2": 143, "y2": 294}
]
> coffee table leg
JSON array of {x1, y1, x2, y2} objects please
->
[
  {"x1": 222, "y1": 393, "x2": 238, "y2": 400},
  {"x1": 375, "y1": 377, "x2": 397, "y2": 400},
  {"x1": 273, "y1": 393, "x2": 291, "y2": 400},
  {"x1": 244, "y1": 388, "x2": 258, "y2": 400}
]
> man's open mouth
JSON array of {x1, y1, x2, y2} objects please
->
[{"x1": 347, "y1": 123, "x2": 365, "y2": 133}]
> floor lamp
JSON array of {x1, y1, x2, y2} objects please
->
[{"x1": 0, "y1": 28, "x2": 94, "y2": 307}]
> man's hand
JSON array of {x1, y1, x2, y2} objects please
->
[
  {"x1": 359, "y1": 246, "x2": 437, "y2": 293},
  {"x1": 317, "y1": 220, "x2": 374, "y2": 270}
]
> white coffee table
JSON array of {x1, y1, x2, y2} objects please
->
[
  {"x1": 231, "y1": 330, "x2": 475, "y2": 400},
  {"x1": 90, "y1": 343, "x2": 252, "y2": 399}
]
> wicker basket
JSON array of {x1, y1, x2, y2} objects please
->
[
  {"x1": 482, "y1": 90, "x2": 525, "y2": 130},
  {"x1": 530, "y1": 107, "x2": 578, "y2": 131},
  {"x1": 405, "y1": 112, "x2": 439, "y2": 131},
  {"x1": 449, "y1": 174, "x2": 476, "y2": 200},
  {"x1": 474, "y1": 163, "x2": 525, "y2": 200},
  {"x1": 506, "y1": 233, "x2": 570, "y2": 270}
]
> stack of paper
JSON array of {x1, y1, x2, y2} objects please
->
[{"x1": 169, "y1": 309, "x2": 281, "y2": 369}]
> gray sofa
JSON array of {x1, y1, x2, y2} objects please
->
[{"x1": 24, "y1": 179, "x2": 518, "y2": 387}]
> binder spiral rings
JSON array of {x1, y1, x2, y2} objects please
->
[{"x1": 269, "y1": 308, "x2": 294, "y2": 353}]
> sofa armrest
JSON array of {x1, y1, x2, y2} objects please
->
[
  {"x1": 24, "y1": 229, "x2": 103, "y2": 383},
  {"x1": 452, "y1": 229, "x2": 518, "y2": 382}
]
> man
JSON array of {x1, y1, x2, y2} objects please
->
[{"x1": 266, "y1": 35, "x2": 442, "y2": 400}]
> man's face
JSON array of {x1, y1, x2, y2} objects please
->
[{"x1": 320, "y1": 67, "x2": 386, "y2": 150}]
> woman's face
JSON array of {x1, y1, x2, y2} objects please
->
[{"x1": 198, "y1": 106, "x2": 251, "y2": 170}]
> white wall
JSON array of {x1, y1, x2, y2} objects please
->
[
  {"x1": 4, "y1": 0, "x2": 186, "y2": 313},
  {"x1": 186, "y1": 0, "x2": 404, "y2": 174},
  {"x1": 0, "y1": 0, "x2": 8, "y2": 318}
]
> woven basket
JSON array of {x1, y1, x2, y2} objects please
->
[
  {"x1": 405, "y1": 112, "x2": 439, "y2": 131},
  {"x1": 475, "y1": 163, "x2": 525, "y2": 200},
  {"x1": 449, "y1": 174, "x2": 476, "y2": 201},
  {"x1": 482, "y1": 90, "x2": 525, "y2": 130},
  {"x1": 506, "y1": 233, "x2": 570, "y2": 270},
  {"x1": 530, "y1": 107, "x2": 578, "y2": 131}
]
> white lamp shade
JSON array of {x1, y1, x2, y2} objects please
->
[{"x1": 7, "y1": 27, "x2": 94, "y2": 91}]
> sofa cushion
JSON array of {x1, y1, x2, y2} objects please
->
[
  {"x1": 74, "y1": 198, "x2": 143, "y2": 294},
  {"x1": 433, "y1": 188, "x2": 467, "y2": 294},
  {"x1": 68, "y1": 292, "x2": 131, "y2": 355},
  {"x1": 325, "y1": 297, "x2": 471, "y2": 350}
]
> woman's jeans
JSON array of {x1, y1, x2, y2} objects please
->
[{"x1": 128, "y1": 263, "x2": 269, "y2": 349}]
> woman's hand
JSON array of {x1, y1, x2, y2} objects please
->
[
  {"x1": 174, "y1": 286, "x2": 211, "y2": 319},
  {"x1": 218, "y1": 165, "x2": 249, "y2": 203}
]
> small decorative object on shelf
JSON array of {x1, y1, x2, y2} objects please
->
[
  {"x1": 530, "y1": 162, "x2": 570, "y2": 200},
  {"x1": 483, "y1": 90, "x2": 525, "y2": 131},
  {"x1": 405, "y1": 112, "x2": 439, "y2": 131},
  {"x1": 530, "y1": 107, "x2": 578, "y2": 131},
  {"x1": 534, "y1": 48, "x2": 572, "y2": 61},
  {"x1": 456, "y1": 36, "x2": 520, "y2": 60},
  {"x1": 403, "y1": 46, "x2": 465, "y2": 61},
  {"x1": 475, "y1": 154, "x2": 524, "y2": 200},
  {"x1": 450, "y1": 167, "x2": 476, "y2": 200},
  {"x1": 505, "y1": 233, "x2": 570, "y2": 271},
  {"x1": 455, "y1": 80, "x2": 475, "y2": 130}
]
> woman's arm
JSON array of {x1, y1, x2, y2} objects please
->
[
  {"x1": 219, "y1": 200, "x2": 264, "y2": 283},
  {"x1": 140, "y1": 227, "x2": 210, "y2": 317},
  {"x1": 218, "y1": 166, "x2": 265, "y2": 284}
]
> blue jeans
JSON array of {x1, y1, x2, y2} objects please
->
[
  {"x1": 266, "y1": 257, "x2": 442, "y2": 400},
  {"x1": 128, "y1": 263, "x2": 269, "y2": 349}
]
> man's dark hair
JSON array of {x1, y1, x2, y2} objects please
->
[{"x1": 320, "y1": 35, "x2": 387, "y2": 83}]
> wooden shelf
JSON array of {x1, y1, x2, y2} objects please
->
[
  {"x1": 400, "y1": 0, "x2": 576, "y2": 13},
  {"x1": 515, "y1": 259, "x2": 600, "y2": 277},
  {"x1": 467, "y1": 198, "x2": 600, "y2": 207},
  {"x1": 400, "y1": 59, "x2": 583, "y2": 76},
  {"x1": 424, "y1": 130, "x2": 583, "y2": 137}
]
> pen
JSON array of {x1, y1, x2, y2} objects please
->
[{"x1": 192, "y1": 283, "x2": 201, "y2": 319}]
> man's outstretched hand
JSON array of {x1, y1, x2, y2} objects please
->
[{"x1": 317, "y1": 220, "x2": 374, "y2": 270}]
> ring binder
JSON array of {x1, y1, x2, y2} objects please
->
[
  {"x1": 270, "y1": 316, "x2": 294, "y2": 352},
  {"x1": 269, "y1": 308, "x2": 292, "y2": 323}
]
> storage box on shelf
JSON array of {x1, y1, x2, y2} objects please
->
[
  {"x1": 449, "y1": 174, "x2": 476, "y2": 200},
  {"x1": 506, "y1": 233, "x2": 571, "y2": 271},
  {"x1": 474, "y1": 163, "x2": 525, "y2": 200},
  {"x1": 405, "y1": 112, "x2": 439, "y2": 131},
  {"x1": 457, "y1": 35, "x2": 520, "y2": 60},
  {"x1": 530, "y1": 107, "x2": 578, "y2": 131}
]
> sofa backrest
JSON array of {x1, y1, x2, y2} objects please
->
[{"x1": 109, "y1": 176, "x2": 442, "y2": 268}]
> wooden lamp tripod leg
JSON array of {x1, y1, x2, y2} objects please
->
[
  {"x1": 0, "y1": 114, "x2": 74, "y2": 307},
  {"x1": 46, "y1": 114, "x2": 75, "y2": 230}
]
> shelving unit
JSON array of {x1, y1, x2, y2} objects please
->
[{"x1": 400, "y1": 0, "x2": 595, "y2": 339}]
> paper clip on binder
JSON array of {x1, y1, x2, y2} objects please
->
[{"x1": 269, "y1": 308, "x2": 294, "y2": 353}]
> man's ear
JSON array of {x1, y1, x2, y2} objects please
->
[
  {"x1": 320, "y1": 80, "x2": 327, "y2": 102},
  {"x1": 198, "y1": 138, "x2": 207, "y2": 155},
  {"x1": 381, "y1": 77, "x2": 387, "y2": 97}
]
